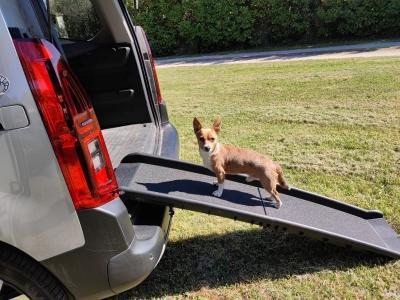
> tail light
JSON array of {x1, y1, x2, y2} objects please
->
[
  {"x1": 14, "y1": 39, "x2": 119, "y2": 210},
  {"x1": 139, "y1": 27, "x2": 163, "y2": 104}
]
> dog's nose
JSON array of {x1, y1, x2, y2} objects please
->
[{"x1": 204, "y1": 146, "x2": 211, "y2": 152}]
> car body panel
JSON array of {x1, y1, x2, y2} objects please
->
[{"x1": 0, "y1": 7, "x2": 85, "y2": 261}]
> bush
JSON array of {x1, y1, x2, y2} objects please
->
[
  {"x1": 129, "y1": 0, "x2": 253, "y2": 55},
  {"x1": 129, "y1": 0, "x2": 182, "y2": 56},
  {"x1": 179, "y1": 0, "x2": 253, "y2": 53},
  {"x1": 52, "y1": 0, "x2": 101, "y2": 40},
  {"x1": 250, "y1": 0, "x2": 313, "y2": 46},
  {"x1": 126, "y1": 0, "x2": 400, "y2": 56},
  {"x1": 316, "y1": 0, "x2": 400, "y2": 38}
]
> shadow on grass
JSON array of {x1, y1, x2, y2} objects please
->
[{"x1": 115, "y1": 228, "x2": 389, "y2": 299}]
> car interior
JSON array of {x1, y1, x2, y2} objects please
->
[{"x1": 49, "y1": 0, "x2": 160, "y2": 168}]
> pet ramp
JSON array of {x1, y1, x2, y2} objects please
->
[{"x1": 117, "y1": 153, "x2": 400, "y2": 258}]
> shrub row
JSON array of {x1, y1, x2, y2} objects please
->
[{"x1": 128, "y1": 0, "x2": 400, "y2": 56}]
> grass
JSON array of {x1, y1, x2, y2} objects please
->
[{"x1": 119, "y1": 57, "x2": 400, "y2": 299}]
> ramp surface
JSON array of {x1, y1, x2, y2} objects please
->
[{"x1": 117, "y1": 153, "x2": 400, "y2": 258}]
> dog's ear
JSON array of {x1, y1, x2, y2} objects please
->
[
  {"x1": 213, "y1": 116, "x2": 222, "y2": 134},
  {"x1": 193, "y1": 117, "x2": 203, "y2": 133}
]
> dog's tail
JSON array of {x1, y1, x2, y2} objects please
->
[{"x1": 276, "y1": 165, "x2": 290, "y2": 190}]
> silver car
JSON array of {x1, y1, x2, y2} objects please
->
[
  {"x1": 2, "y1": 0, "x2": 400, "y2": 299},
  {"x1": 0, "y1": 0, "x2": 178, "y2": 298}
]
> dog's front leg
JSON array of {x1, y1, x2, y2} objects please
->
[
  {"x1": 212, "y1": 167, "x2": 225, "y2": 197},
  {"x1": 213, "y1": 182, "x2": 224, "y2": 197}
]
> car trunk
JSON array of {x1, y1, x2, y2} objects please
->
[
  {"x1": 42, "y1": 0, "x2": 175, "y2": 231},
  {"x1": 38, "y1": 0, "x2": 165, "y2": 169},
  {"x1": 62, "y1": 41, "x2": 159, "y2": 167},
  {"x1": 102, "y1": 123, "x2": 157, "y2": 168}
]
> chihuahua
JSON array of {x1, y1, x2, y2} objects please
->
[{"x1": 193, "y1": 117, "x2": 289, "y2": 208}]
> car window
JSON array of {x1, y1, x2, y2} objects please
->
[{"x1": 50, "y1": 0, "x2": 101, "y2": 41}]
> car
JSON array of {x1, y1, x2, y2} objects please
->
[
  {"x1": 2, "y1": 1, "x2": 400, "y2": 299},
  {"x1": 0, "y1": 0, "x2": 178, "y2": 298}
]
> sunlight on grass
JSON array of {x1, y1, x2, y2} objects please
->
[{"x1": 122, "y1": 58, "x2": 400, "y2": 299}]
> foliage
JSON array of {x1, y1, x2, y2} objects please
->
[
  {"x1": 316, "y1": 0, "x2": 400, "y2": 38},
  {"x1": 178, "y1": 0, "x2": 253, "y2": 53},
  {"x1": 128, "y1": 0, "x2": 183, "y2": 55},
  {"x1": 250, "y1": 0, "x2": 313, "y2": 45},
  {"x1": 51, "y1": 0, "x2": 101, "y2": 41},
  {"x1": 127, "y1": 0, "x2": 400, "y2": 56}
]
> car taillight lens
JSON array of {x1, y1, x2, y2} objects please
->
[
  {"x1": 139, "y1": 27, "x2": 163, "y2": 104},
  {"x1": 14, "y1": 39, "x2": 119, "y2": 210}
]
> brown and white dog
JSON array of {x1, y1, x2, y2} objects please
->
[{"x1": 193, "y1": 117, "x2": 289, "y2": 208}]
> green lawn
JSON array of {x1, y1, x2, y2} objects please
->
[{"x1": 122, "y1": 58, "x2": 400, "y2": 299}]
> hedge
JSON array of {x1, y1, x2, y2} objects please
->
[
  {"x1": 179, "y1": 0, "x2": 253, "y2": 53},
  {"x1": 128, "y1": 0, "x2": 400, "y2": 56}
]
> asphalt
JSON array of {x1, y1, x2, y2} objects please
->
[{"x1": 156, "y1": 40, "x2": 400, "y2": 68}]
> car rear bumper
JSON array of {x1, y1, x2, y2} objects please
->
[
  {"x1": 42, "y1": 198, "x2": 168, "y2": 299},
  {"x1": 108, "y1": 225, "x2": 165, "y2": 294}
]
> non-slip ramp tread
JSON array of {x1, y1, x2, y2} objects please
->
[{"x1": 117, "y1": 153, "x2": 400, "y2": 258}]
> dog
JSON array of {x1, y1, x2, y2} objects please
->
[{"x1": 193, "y1": 117, "x2": 289, "y2": 208}]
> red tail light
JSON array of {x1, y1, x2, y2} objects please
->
[
  {"x1": 14, "y1": 39, "x2": 119, "y2": 210},
  {"x1": 139, "y1": 27, "x2": 163, "y2": 104}
]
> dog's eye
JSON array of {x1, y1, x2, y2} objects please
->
[
  {"x1": 199, "y1": 137, "x2": 205, "y2": 142},
  {"x1": 210, "y1": 138, "x2": 215, "y2": 142}
]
